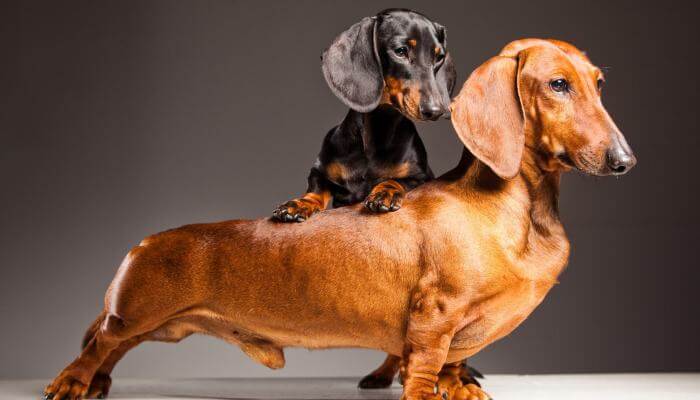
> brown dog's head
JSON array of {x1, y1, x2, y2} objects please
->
[
  {"x1": 322, "y1": 9, "x2": 456, "y2": 120},
  {"x1": 451, "y1": 38, "x2": 636, "y2": 179}
]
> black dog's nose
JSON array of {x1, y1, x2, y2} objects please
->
[
  {"x1": 419, "y1": 104, "x2": 443, "y2": 120},
  {"x1": 607, "y1": 148, "x2": 636, "y2": 175}
]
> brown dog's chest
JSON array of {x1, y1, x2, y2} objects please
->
[
  {"x1": 450, "y1": 278, "x2": 556, "y2": 356},
  {"x1": 433, "y1": 194, "x2": 569, "y2": 359}
]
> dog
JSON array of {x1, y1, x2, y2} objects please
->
[
  {"x1": 272, "y1": 8, "x2": 456, "y2": 222},
  {"x1": 44, "y1": 38, "x2": 635, "y2": 400}
]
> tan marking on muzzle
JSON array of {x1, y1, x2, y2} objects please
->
[{"x1": 382, "y1": 76, "x2": 422, "y2": 119}]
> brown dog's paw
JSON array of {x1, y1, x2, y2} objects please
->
[
  {"x1": 364, "y1": 187, "x2": 404, "y2": 213},
  {"x1": 438, "y1": 374, "x2": 490, "y2": 400},
  {"x1": 453, "y1": 384, "x2": 490, "y2": 400},
  {"x1": 400, "y1": 390, "x2": 442, "y2": 400},
  {"x1": 272, "y1": 199, "x2": 319, "y2": 222},
  {"x1": 44, "y1": 372, "x2": 89, "y2": 400},
  {"x1": 358, "y1": 372, "x2": 394, "y2": 389},
  {"x1": 86, "y1": 373, "x2": 111, "y2": 399}
]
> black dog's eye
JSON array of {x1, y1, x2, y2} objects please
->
[
  {"x1": 597, "y1": 78, "x2": 604, "y2": 91},
  {"x1": 550, "y1": 78, "x2": 569, "y2": 93},
  {"x1": 394, "y1": 47, "x2": 408, "y2": 58},
  {"x1": 435, "y1": 52, "x2": 445, "y2": 63}
]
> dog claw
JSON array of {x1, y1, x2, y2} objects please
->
[
  {"x1": 272, "y1": 200, "x2": 318, "y2": 223},
  {"x1": 364, "y1": 189, "x2": 403, "y2": 214}
]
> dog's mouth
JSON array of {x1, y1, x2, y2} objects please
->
[
  {"x1": 556, "y1": 152, "x2": 576, "y2": 169},
  {"x1": 558, "y1": 151, "x2": 616, "y2": 176}
]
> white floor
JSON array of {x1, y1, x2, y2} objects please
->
[{"x1": 2, "y1": 375, "x2": 699, "y2": 400}]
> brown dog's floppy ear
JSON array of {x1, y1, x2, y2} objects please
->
[
  {"x1": 321, "y1": 17, "x2": 383, "y2": 113},
  {"x1": 450, "y1": 56, "x2": 524, "y2": 179}
]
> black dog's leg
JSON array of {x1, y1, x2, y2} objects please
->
[
  {"x1": 363, "y1": 174, "x2": 429, "y2": 213},
  {"x1": 272, "y1": 168, "x2": 332, "y2": 222}
]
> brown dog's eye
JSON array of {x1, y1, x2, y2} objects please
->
[
  {"x1": 550, "y1": 78, "x2": 569, "y2": 93},
  {"x1": 394, "y1": 47, "x2": 408, "y2": 58},
  {"x1": 597, "y1": 78, "x2": 604, "y2": 91}
]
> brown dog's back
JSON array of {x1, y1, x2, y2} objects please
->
[{"x1": 104, "y1": 206, "x2": 423, "y2": 355}]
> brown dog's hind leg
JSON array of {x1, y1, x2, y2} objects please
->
[
  {"x1": 358, "y1": 354, "x2": 401, "y2": 389},
  {"x1": 44, "y1": 314, "x2": 145, "y2": 400},
  {"x1": 84, "y1": 319, "x2": 199, "y2": 399},
  {"x1": 84, "y1": 335, "x2": 145, "y2": 399}
]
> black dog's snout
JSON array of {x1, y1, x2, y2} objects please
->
[
  {"x1": 419, "y1": 104, "x2": 444, "y2": 120},
  {"x1": 606, "y1": 147, "x2": 636, "y2": 175}
]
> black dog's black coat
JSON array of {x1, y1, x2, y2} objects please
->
[
  {"x1": 311, "y1": 105, "x2": 432, "y2": 208},
  {"x1": 272, "y1": 9, "x2": 456, "y2": 222}
]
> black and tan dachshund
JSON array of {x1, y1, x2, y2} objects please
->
[{"x1": 272, "y1": 9, "x2": 456, "y2": 222}]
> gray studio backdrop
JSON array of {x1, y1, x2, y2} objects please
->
[{"x1": 2, "y1": 0, "x2": 699, "y2": 379}]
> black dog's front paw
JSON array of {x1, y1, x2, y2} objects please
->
[
  {"x1": 364, "y1": 189, "x2": 404, "y2": 213},
  {"x1": 272, "y1": 200, "x2": 319, "y2": 222}
]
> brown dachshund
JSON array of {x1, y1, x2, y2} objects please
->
[{"x1": 44, "y1": 38, "x2": 635, "y2": 400}]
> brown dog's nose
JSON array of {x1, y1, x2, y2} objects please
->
[{"x1": 606, "y1": 147, "x2": 636, "y2": 175}]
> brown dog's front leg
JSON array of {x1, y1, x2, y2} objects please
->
[
  {"x1": 401, "y1": 290, "x2": 461, "y2": 400},
  {"x1": 402, "y1": 339, "x2": 451, "y2": 400}
]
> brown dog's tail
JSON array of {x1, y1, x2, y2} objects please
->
[{"x1": 81, "y1": 311, "x2": 107, "y2": 349}]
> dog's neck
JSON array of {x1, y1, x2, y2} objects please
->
[
  {"x1": 341, "y1": 105, "x2": 408, "y2": 152},
  {"x1": 443, "y1": 148, "x2": 569, "y2": 281},
  {"x1": 445, "y1": 147, "x2": 565, "y2": 242}
]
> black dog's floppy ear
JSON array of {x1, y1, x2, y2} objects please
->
[
  {"x1": 438, "y1": 53, "x2": 457, "y2": 96},
  {"x1": 434, "y1": 23, "x2": 457, "y2": 108},
  {"x1": 321, "y1": 17, "x2": 383, "y2": 112}
]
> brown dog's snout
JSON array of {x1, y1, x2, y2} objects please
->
[
  {"x1": 605, "y1": 132, "x2": 636, "y2": 175},
  {"x1": 606, "y1": 147, "x2": 636, "y2": 175}
]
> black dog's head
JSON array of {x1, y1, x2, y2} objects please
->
[{"x1": 322, "y1": 9, "x2": 456, "y2": 121}]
